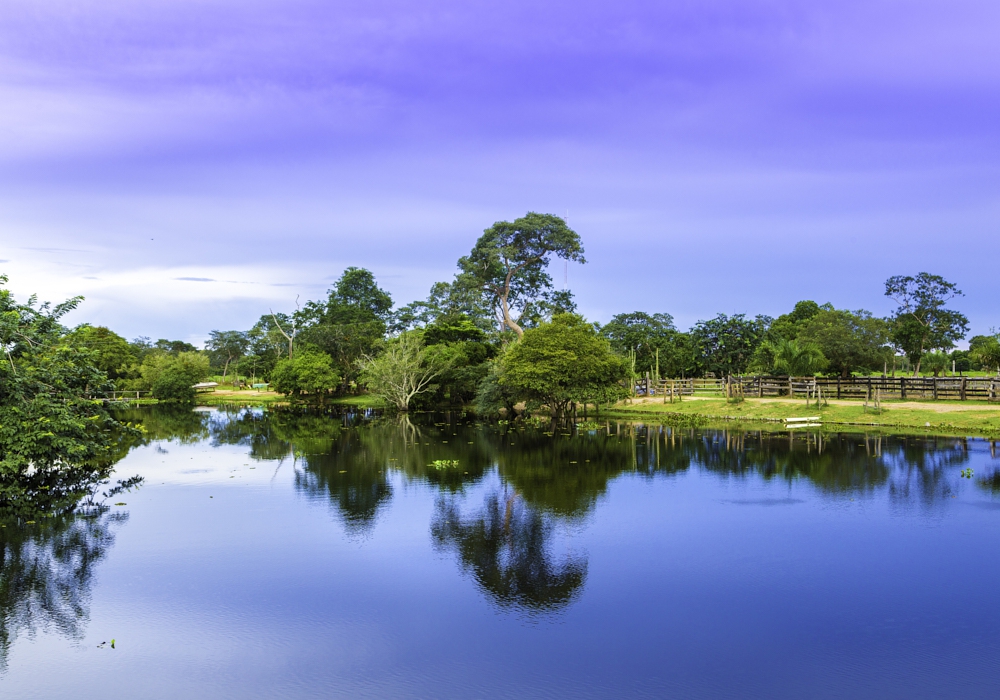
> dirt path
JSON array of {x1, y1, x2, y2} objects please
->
[{"x1": 629, "y1": 395, "x2": 1000, "y2": 413}]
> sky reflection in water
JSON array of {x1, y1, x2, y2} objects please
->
[{"x1": 2, "y1": 406, "x2": 1000, "y2": 699}]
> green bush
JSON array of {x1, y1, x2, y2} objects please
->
[
  {"x1": 139, "y1": 351, "x2": 209, "y2": 390},
  {"x1": 497, "y1": 313, "x2": 628, "y2": 419},
  {"x1": 152, "y1": 369, "x2": 197, "y2": 402},
  {"x1": 271, "y1": 351, "x2": 340, "y2": 400},
  {"x1": 141, "y1": 351, "x2": 209, "y2": 402}
]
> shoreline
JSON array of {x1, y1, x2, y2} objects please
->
[
  {"x1": 112, "y1": 392, "x2": 1000, "y2": 438},
  {"x1": 603, "y1": 396, "x2": 1000, "y2": 438}
]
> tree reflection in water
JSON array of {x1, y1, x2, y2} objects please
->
[
  {"x1": 431, "y1": 491, "x2": 586, "y2": 613},
  {"x1": 107, "y1": 407, "x2": 998, "y2": 613},
  {"x1": 0, "y1": 512, "x2": 125, "y2": 670}
]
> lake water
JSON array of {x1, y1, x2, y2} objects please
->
[{"x1": 3, "y1": 405, "x2": 1000, "y2": 699}]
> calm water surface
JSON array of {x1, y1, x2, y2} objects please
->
[{"x1": 3, "y1": 406, "x2": 1000, "y2": 699}]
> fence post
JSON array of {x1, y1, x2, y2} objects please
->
[
  {"x1": 901, "y1": 377, "x2": 906, "y2": 399},
  {"x1": 961, "y1": 377, "x2": 967, "y2": 401},
  {"x1": 837, "y1": 377, "x2": 841, "y2": 400},
  {"x1": 933, "y1": 377, "x2": 938, "y2": 400}
]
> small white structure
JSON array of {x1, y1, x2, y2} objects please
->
[{"x1": 192, "y1": 382, "x2": 219, "y2": 392}]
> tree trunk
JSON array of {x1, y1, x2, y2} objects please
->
[
  {"x1": 913, "y1": 338, "x2": 925, "y2": 377},
  {"x1": 500, "y1": 292, "x2": 524, "y2": 339}
]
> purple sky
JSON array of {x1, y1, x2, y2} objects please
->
[{"x1": 1, "y1": 0, "x2": 997, "y2": 343}]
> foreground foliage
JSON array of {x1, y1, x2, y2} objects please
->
[{"x1": 0, "y1": 276, "x2": 139, "y2": 517}]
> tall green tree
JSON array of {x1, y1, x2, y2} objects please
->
[
  {"x1": 458, "y1": 213, "x2": 584, "y2": 339},
  {"x1": 970, "y1": 335, "x2": 1000, "y2": 375},
  {"x1": 599, "y1": 312, "x2": 693, "y2": 378},
  {"x1": 237, "y1": 315, "x2": 291, "y2": 383},
  {"x1": 796, "y1": 308, "x2": 892, "y2": 378},
  {"x1": 498, "y1": 314, "x2": 628, "y2": 419},
  {"x1": 885, "y1": 273, "x2": 968, "y2": 375},
  {"x1": 298, "y1": 267, "x2": 393, "y2": 389},
  {"x1": 153, "y1": 339, "x2": 198, "y2": 354},
  {"x1": 766, "y1": 300, "x2": 822, "y2": 342},
  {"x1": 691, "y1": 313, "x2": 771, "y2": 377},
  {"x1": 414, "y1": 315, "x2": 497, "y2": 407},
  {"x1": 205, "y1": 330, "x2": 249, "y2": 382},
  {"x1": 64, "y1": 325, "x2": 137, "y2": 383},
  {"x1": 392, "y1": 280, "x2": 495, "y2": 334}
]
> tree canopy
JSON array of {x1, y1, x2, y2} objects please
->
[
  {"x1": 64, "y1": 325, "x2": 136, "y2": 381},
  {"x1": 205, "y1": 330, "x2": 249, "y2": 382},
  {"x1": 885, "y1": 273, "x2": 968, "y2": 375},
  {"x1": 691, "y1": 314, "x2": 770, "y2": 377},
  {"x1": 298, "y1": 267, "x2": 394, "y2": 389},
  {"x1": 970, "y1": 335, "x2": 1000, "y2": 375},
  {"x1": 499, "y1": 314, "x2": 628, "y2": 418},
  {"x1": 796, "y1": 307, "x2": 891, "y2": 378},
  {"x1": 767, "y1": 300, "x2": 822, "y2": 342},
  {"x1": 458, "y1": 213, "x2": 584, "y2": 339},
  {"x1": 599, "y1": 311, "x2": 692, "y2": 378}
]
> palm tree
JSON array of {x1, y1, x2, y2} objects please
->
[
  {"x1": 767, "y1": 338, "x2": 827, "y2": 376},
  {"x1": 972, "y1": 337, "x2": 1000, "y2": 376}
]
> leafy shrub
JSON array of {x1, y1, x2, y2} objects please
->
[
  {"x1": 271, "y1": 351, "x2": 340, "y2": 400},
  {"x1": 152, "y1": 369, "x2": 197, "y2": 402}
]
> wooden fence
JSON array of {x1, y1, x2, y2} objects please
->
[
  {"x1": 99, "y1": 391, "x2": 153, "y2": 400},
  {"x1": 632, "y1": 376, "x2": 1000, "y2": 402}
]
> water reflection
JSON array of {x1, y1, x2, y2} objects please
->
[
  {"x1": 119, "y1": 405, "x2": 1000, "y2": 521},
  {"x1": 432, "y1": 491, "x2": 587, "y2": 612},
  {"x1": 111, "y1": 406, "x2": 1000, "y2": 612},
  {"x1": 0, "y1": 513, "x2": 125, "y2": 669}
]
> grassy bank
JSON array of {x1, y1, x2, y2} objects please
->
[
  {"x1": 193, "y1": 390, "x2": 383, "y2": 408},
  {"x1": 606, "y1": 396, "x2": 1000, "y2": 437}
]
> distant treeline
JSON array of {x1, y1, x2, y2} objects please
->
[{"x1": 20, "y1": 213, "x2": 1000, "y2": 409}]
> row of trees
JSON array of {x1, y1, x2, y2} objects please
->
[{"x1": 26, "y1": 212, "x2": 1000, "y2": 414}]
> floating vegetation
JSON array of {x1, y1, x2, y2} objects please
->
[
  {"x1": 654, "y1": 412, "x2": 710, "y2": 428},
  {"x1": 576, "y1": 421, "x2": 603, "y2": 431},
  {"x1": 431, "y1": 460, "x2": 460, "y2": 469},
  {"x1": 961, "y1": 468, "x2": 974, "y2": 479}
]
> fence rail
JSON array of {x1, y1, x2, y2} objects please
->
[
  {"x1": 96, "y1": 391, "x2": 154, "y2": 400},
  {"x1": 631, "y1": 376, "x2": 1000, "y2": 402}
]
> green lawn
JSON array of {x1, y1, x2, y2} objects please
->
[{"x1": 605, "y1": 397, "x2": 1000, "y2": 437}]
